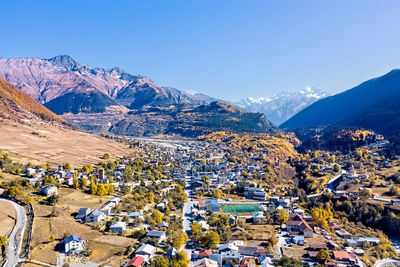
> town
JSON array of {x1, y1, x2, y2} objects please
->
[{"x1": 0, "y1": 131, "x2": 399, "y2": 267}]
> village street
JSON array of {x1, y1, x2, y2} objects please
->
[{"x1": 0, "y1": 198, "x2": 27, "y2": 267}]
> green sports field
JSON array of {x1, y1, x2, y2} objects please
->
[{"x1": 222, "y1": 204, "x2": 263, "y2": 215}]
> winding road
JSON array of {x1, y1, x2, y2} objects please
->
[{"x1": 0, "y1": 198, "x2": 27, "y2": 267}]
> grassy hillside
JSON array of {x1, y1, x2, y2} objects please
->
[{"x1": 0, "y1": 78, "x2": 63, "y2": 122}]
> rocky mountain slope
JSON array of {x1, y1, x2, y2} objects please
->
[
  {"x1": 0, "y1": 56, "x2": 277, "y2": 137},
  {"x1": 235, "y1": 87, "x2": 328, "y2": 125},
  {"x1": 281, "y1": 70, "x2": 400, "y2": 131},
  {"x1": 281, "y1": 70, "x2": 400, "y2": 152},
  {"x1": 63, "y1": 101, "x2": 279, "y2": 137},
  {"x1": 0, "y1": 55, "x2": 215, "y2": 113}
]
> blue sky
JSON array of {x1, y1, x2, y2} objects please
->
[{"x1": 2, "y1": 0, "x2": 400, "y2": 101}]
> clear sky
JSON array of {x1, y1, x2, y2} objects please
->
[{"x1": 2, "y1": 0, "x2": 400, "y2": 101}]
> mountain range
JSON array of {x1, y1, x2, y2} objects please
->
[
  {"x1": 281, "y1": 69, "x2": 400, "y2": 151},
  {"x1": 234, "y1": 87, "x2": 328, "y2": 125},
  {"x1": 0, "y1": 56, "x2": 277, "y2": 136}
]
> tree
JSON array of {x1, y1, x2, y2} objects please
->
[
  {"x1": 63, "y1": 162, "x2": 72, "y2": 172},
  {"x1": 0, "y1": 235, "x2": 7, "y2": 247},
  {"x1": 316, "y1": 249, "x2": 330, "y2": 261},
  {"x1": 311, "y1": 207, "x2": 333, "y2": 228},
  {"x1": 152, "y1": 209, "x2": 163, "y2": 224},
  {"x1": 147, "y1": 192, "x2": 155, "y2": 203},
  {"x1": 73, "y1": 171, "x2": 79, "y2": 189},
  {"x1": 96, "y1": 184, "x2": 108, "y2": 196},
  {"x1": 200, "y1": 230, "x2": 220, "y2": 248},
  {"x1": 276, "y1": 209, "x2": 289, "y2": 224},
  {"x1": 81, "y1": 177, "x2": 88, "y2": 189},
  {"x1": 276, "y1": 255, "x2": 303, "y2": 267},
  {"x1": 46, "y1": 194, "x2": 60, "y2": 206},
  {"x1": 4, "y1": 186, "x2": 20, "y2": 198},
  {"x1": 191, "y1": 221, "x2": 202, "y2": 241},
  {"x1": 83, "y1": 164, "x2": 93, "y2": 173},
  {"x1": 333, "y1": 164, "x2": 341, "y2": 173},
  {"x1": 171, "y1": 231, "x2": 189, "y2": 249},
  {"x1": 150, "y1": 256, "x2": 169, "y2": 267}
]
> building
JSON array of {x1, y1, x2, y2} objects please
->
[
  {"x1": 75, "y1": 208, "x2": 91, "y2": 221},
  {"x1": 147, "y1": 230, "x2": 166, "y2": 243},
  {"x1": 110, "y1": 221, "x2": 126, "y2": 233},
  {"x1": 194, "y1": 258, "x2": 219, "y2": 267},
  {"x1": 125, "y1": 256, "x2": 145, "y2": 267},
  {"x1": 41, "y1": 185, "x2": 58, "y2": 196},
  {"x1": 199, "y1": 199, "x2": 220, "y2": 212},
  {"x1": 85, "y1": 209, "x2": 106, "y2": 223},
  {"x1": 63, "y1": 235, "x2": 84, "y2": 253},
  {"x1": 135, "y1": 244, "x2": 157, "y2": 262}
]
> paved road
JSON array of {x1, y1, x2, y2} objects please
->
[
  {"x1": 183, "y1": 174, "x2": 196, "y2": 260},
  {"x1": 307, "y1": 170, "x2": 346, "y2": 199},
  {"x1": 374, "y1": 258, "x2": 400, "y2": 267},
  {"x1": 0, "y1": 198, "x2": 27, "y2": 267}
]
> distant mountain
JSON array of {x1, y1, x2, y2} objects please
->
[
  {"x1": 0, "y1": 55, "x2": 215, "y2": 113},
  {"x1": 0, "y1": 78, "x2": 63, "y2": 123},
  {"x1": 0, "y1": 55, "x2": 276, "y2": 137},
  {"x1": 281, "y1": 70, "x2": 400, "y2": 148},
  {"x1": 63, "y1": 101, "x2": 278, "y2": 137},
  {"x1": 235, "y1": 87, "x2": 328, "y2": 125}
]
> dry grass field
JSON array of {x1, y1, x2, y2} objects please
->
[
  {"x1": 0, "y1": 201, "x2": 16, "y2": 236},
  {"x1": 0, "y1": 119, "x2": 132, "y2": 167},
  {"x1": 29, "y1": 191, "x2": 135, "y2": 265},
  {"x1": 56, "y1": 188, "x2": 113, "y2": 212}
]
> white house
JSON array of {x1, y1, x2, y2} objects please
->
[
  {"x1": 63, "y1": 235, "x2": 84, "y2": 253},
  {"x1": 85, "y1": 209, "x2": 106, "y2": 223},
  {"x1": 135, "y1": 244, "x2": 157, "y2": 261},
  {"x1": 41, "y1": 185, "x2": 58, "y2": 196}
]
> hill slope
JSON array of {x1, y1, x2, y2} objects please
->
[
  {"x1": 281, "y1": 70, "x2": 400, "y2": 132},
  {"x1": 0, "y1": 78, "x2": 63, "y2": 123}
]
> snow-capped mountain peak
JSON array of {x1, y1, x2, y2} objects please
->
[{"x1": 235, "y1": 87, "x2": 329, "y2": 125}]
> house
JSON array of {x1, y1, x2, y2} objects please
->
[
  {"x1": 129, "y1": 212, "x2": 144, "y2": 220},
  {"x1": 147, "y1": 230, "x2": 166, "y2": 243},
  {"x1": 158, "y1": 221, "x2": 169, "y2": 229},
  {"x1": 110, "y1": 221, "x2": 126, "y2": 233},
  {"x1": 218, "y1": 243, "x2": 239, "y2": 253},
  {"x1": 62, "y1": 235, "x2": 84, "y2": 253},
  {"x1": 333, "y1": 250, "x2": 353, "y2": 264},
  {"x1": 228, "y1": 215, "x2": 236, "y2": 225},
  {"x1": 335, "y1": 229, "x2": 351, "y2": 239},
  {"x1": 156, "y1": 199, "x2": 169, "y2": 211},
  {"x1": 198, "y1": 249, "x2": 211, "y2": 258},
  {"x1": 199, "y1": 199, "x2": 220, "y2": 212},
  {"x1": 238, "y1": 246, "x2": 265, "y2": 256},
  {"x1": 253, "y1": 213, "x2": 264, "y2": 223},
  {"x1": 125, "y1": 256, "x2": 145, "y2": 267},
  {"x1": 41, "y1": 185, "x2": 58, "y2": 196},
  {"x1": 194, "y1": 258, "x2": 219, "y2": 267},
  {"x1": 286, "y1": 213, "x2": 313, "y2": 238},
  {"x1": 85, "y1": 209, "x2": 106, "y2": 223},
  {"x1": 135, "y1": 244, "x2": 157, "y2": 261},
  {"x1": 75, "y1": 208, "x2": 91, "y2": 221}
]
